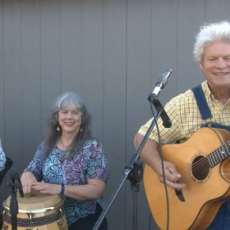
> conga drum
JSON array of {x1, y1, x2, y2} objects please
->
[{"x1": 2, "y1": 194, "x2": 68, "y2": 230}]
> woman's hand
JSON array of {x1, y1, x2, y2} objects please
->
[
  {"x1": 32, "y1": 181, "x2": 61, "y2": 195},
  {"x1": 157, "y1": 160, "x2": 185, "y2": 190},
  {"x1": 20, "y1": 171, "x2": 38, "y2": 194}
]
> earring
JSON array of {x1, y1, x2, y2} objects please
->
[{"x1": 56, "y1": 125, "x2": 60, "y2": 132}]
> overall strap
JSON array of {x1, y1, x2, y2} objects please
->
[
  {"x1": 201, "y1": 122, "x2": 230, "y2": 132},
  {"x1": 192, "y1": 85, "x2": 230, "y2": 131},
  {"x1": 192, "y1": 84, "x2": 212, "y2": 120}
]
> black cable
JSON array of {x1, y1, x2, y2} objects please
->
[
  {"x1": 0, "y1": 205, "x2": 3, "y2": 230},
  {"x1": 150, "y1": 103, "x2": 170, "y2": 230},
  {"x1": 132, "y1": 190, "x2": 138, "y2": 230},
  {"x1": 9, "y1": 174, "x2": 18, "y2": 230},
  {"x1": 148, "y1": 211, "x2": 152, "y2": 230},
  {"x1": 10, "y1": 188, "x2": 18, "y2": 230}
]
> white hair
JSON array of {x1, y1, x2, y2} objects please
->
[{"x1": 193, "y1": 21, "x2": 230, "y2": 62}]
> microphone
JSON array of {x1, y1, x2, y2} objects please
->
[
  {"x1": 152, "y1": 98, "x2": 172, "y2": 128},
  {"x1": 148, "y1": 69, "x2": 173, "y2": 128},
  {"x1": 149, "y1": 69, "x2": 173, "y2": 98}
]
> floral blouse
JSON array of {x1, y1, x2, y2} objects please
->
[
  {"x1": 25, "y1": 139, "x2": 108, "y2": 225},
  {"x1": 0, "y1": 145, "x2": 6, "y2": 171}
]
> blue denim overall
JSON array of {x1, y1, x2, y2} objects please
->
[{"x1": 192, "y1": 85, "x2": 230, "y2": 230}]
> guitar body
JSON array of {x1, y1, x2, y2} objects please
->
[{"x1": 144, "y1": 127, "x2": 230, "y2": 230}]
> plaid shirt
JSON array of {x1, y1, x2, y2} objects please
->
[{"x1": 138, "y1": 81, "x2": 230, "y2": 143}]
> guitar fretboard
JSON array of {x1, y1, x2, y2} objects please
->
[{"x1": 207, "y1": 140, "x2": 230, "y2": 168}]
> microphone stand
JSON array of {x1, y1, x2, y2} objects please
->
[
  {"x1": 93, "y1": 98, "x2": 168, "y2": 230},
  {"x1": 8, "y1": 172, "x2": 24, "y2": 230}
]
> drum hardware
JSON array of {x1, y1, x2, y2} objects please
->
[
  {"x1": 3, "y1": 208, "x2": 63, "y2": 227},
  {"x1": 57, "y1": 218, "x2": 66, "y2": 230},
  {"x1": 2, "y1": 194, "x2": 68, "y2": 230}
]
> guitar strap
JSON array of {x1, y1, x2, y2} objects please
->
[{"x1": 192, "y1": 84, "x2": 230, "y2": 132}]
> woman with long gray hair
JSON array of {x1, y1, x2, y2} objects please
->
[{"x1": 21, "y1": 92, "x2": 108, "y2": 230}]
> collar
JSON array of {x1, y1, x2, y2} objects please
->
[
  {"x1": 201, "y1": 81, "x2": 212, "y2": 98},
  {"x1": 202, "y1": 81, "x2": 230, "y2": 106}
]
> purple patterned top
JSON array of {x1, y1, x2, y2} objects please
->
[
  {"x1": 25, "y1": 139, "x2": 108, "y2": 225},
  {"x1": 0, "y1": 146, "x2": 6, "y2": 172}
]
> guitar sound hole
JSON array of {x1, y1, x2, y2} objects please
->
[{"x1": 192, "y1": 155, "x2": 210, "y2": 181}]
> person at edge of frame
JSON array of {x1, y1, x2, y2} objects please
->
[{"x1": 134, "y1": 21, "x2": 230, "y2": 230}]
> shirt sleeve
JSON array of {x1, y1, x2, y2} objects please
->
[
  {"x1": 85, "y1": 140, "x2": 108, "y2": 183},
  {"x1": 25, "y1": 143, "x2": 46, "y2": 181}
]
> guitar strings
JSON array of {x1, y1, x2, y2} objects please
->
[{"x1": 180, "y1": 140, "x2": 230, "y2": 175}]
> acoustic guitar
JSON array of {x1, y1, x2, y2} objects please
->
[{"x1": 144, "y1": 127, "x2": 230, "y2": 230}]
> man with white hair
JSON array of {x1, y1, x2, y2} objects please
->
[{"x1": 134, "y1": 21, "x2": 230, "y2": 229}]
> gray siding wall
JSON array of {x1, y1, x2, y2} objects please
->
[{"x1": 1, "y1": 0, "x2": 230, "y2": 229}]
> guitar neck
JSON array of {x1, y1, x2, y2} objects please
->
[{"x1": 207, "y1": 140, "x2": 230, "y2": 168}]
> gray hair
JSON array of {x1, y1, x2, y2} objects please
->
[
  {"x1": 193, "y1": 21, "x2": 230, "y2": 62},
  {"x1": 44, "y1": 91, "x2": 91, "y2": 157},
  {"x1": 54, "y1": 91, "x2": 84, "y2": 112}
]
